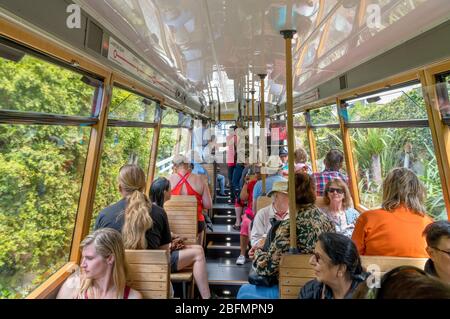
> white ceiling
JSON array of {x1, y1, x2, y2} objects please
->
[{"x1": 76, "y1": 0, "x2": 450, "y2": 114}]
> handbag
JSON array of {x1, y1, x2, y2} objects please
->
[
  {"x1": 247, "y1": 218, "x2": 283, "y2": 287},
  {"x1": 170, "y1": 237, "x2": 186, "y2": 252}
]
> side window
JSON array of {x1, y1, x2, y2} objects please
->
[
  {"x1": 0, "y1": 43, "x2": 99, "y2": 298},
  {"x1": 92, "y1": 87, "x2": 156, "y2": 225},
  {"x1": 346, "y1": 83, "x2": 445, "y2": 219}
]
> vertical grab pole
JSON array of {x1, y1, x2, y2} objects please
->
[
  {"x1": 280, "y1": 29, "x2": 297, "y2": 253},
  {"x1": 250, "y1": 89, "x2": 256, "y2": 165},
  {"x1": 258, "y1": 74, "x2": 267, "y2": 194}
]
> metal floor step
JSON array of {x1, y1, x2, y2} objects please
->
[
  {"x1": 213, "y1": 203, "x2": 235, "y2": 210},
  {"x1": 207, "y1": 258, "x2": 251, "y2": 282},
  {"x1": 206, "y1": 224, "x2": 240, "y2": 235},
  {"x1": 207, "y1": 240, "x2": 241, "y2": 258},
  {"x1": 213, "y1": 215, "x2": 236, "y2": 225},
  {"x1": 215, "y1": 196, "x2": 233, "y2": 204}
]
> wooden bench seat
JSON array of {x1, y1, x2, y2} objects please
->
[
  {"x1": 279, "y1": 254, "x2": 428, "y2": 299},
  {"x1": 164, "y1": 195, "x2": 198, "y2": 245},
  {"x1": 164, "y1": 195, "x2": 198, "y2": 298},
  {"x1": 126, "y1": 250, "x2": 170, "y2": 299}
]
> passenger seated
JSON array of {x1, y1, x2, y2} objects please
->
[
  {"x1": 94, "y1": 165, "x2": 211, "y2": 299},
  {"x1": 237, "y1": 173, "x2": 335, "y2": 299},
  {"x1": 149, "y1": 177, "x2": 212, "y2": 299},
  {"x1": 423, "y1": 220, "x2": 450, "y2": 283},
  {"x1": 352, "y1": 167, "x2": 433, "y2": 257},
  {"x1": 236, "y1": 165, "x2": 261, "y2": 265},
  {"x1": 322, "y1": 179, "x2": 359, "y2": 238},
  {"x1": 248, "y1": 180, "x2": 290, "y2": 261},
  {"x1": 312, "y1": 149, "x2": 348, "y2": 196},
  {"x1": 168, "y1": 154, "x2": 212, "y2": 235},
  {"x1": 57, "y1": 228, "x2": 142, "y2": 299},
  {"x1": 279, "y1": 148, "x2": 289, "y2": 177},
  {"x1": 353, "y1": 266, "x2": 450, "y2": 299},
  {"x1": 294, "y1": 147, "x2": 312, "y2": 174},
  {"x1": 299, "y1": 233, "x2": 367, "y2": 299},
  {"x1": 252, "y1": 155, "x2": 287, "y2": 215}
]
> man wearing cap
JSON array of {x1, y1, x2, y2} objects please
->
[
  {"x1": 279, "y1": 147, "x2": 289, "y2": 177},
  {"x1": 245, "y1": 180, "x2": 290, "y2": 264},
  {"x1": 252, "y1": 155, "x2": 287, "y2": 215}
]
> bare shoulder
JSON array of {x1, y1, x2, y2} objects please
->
[
  {"x1": 128, "y1": 288, "x2": 143, "y2": 299},
  {"x1": 56, "y1": 273, "x2": 80, "y2": 299}
]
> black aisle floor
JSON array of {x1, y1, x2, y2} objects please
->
[{"x1": 205, "y1": 190, "x2": 251, "y2": 298}]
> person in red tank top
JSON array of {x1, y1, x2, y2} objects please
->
[{"x1": 168, "y1": 154, "x2": 212, "y2": 234}]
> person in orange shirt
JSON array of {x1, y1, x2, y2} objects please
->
[{"x1": 352, "y1": 167, "x2": 433, "y2": 257}]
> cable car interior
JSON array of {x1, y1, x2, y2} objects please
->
[{"x1": 0, "y1": 0, "x2": 450, "y2": 299}]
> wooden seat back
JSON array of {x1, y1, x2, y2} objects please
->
[
  {"x1": 279, "y1": 254, "x2": 314, "y2": 299},
  {"x1": 279, "y1": 254, "x2": 428, "y2": 299},
  {"x1": 164, "y1": 195, "x2": 198, "y2": 245},
  {"x1": 256, "y1": 196, "x2": 273, "y2": 213},
  {"x1": 125, "y1": 250, "x2": 170, "y2": 299},
  {"x1": 361, "y1": 256, "x2": 427, "y2": 277}
]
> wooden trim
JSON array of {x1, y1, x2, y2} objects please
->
[
  {"x1": 294, "y1": 97, "x2": 335, "y2": 114},
  {"x1": 357, "y1": 0, "x2": 367, "y2": 27},
  {"x1": 113, "y1": 73, "x2": 164, "y2": 104},
  {"x1": 419, "y1": 70, "x2": 450, "y2": 219},
  {"x1": 345, "y1": 119, "x2": 429, "y2": 128},
  {"x1": 69, "y1": 74, "x2": 113, "y2": 263},
  {"x1": 0, "y1": 110, "x2": 98, "y2": 126},
  {"x1": 306, "y1": 124, "x2": 318, "y2": 173},
  {"x1": 356, "y1": 204, "x2": 370, "y2": 214},
  {"x1": 26, "y1": 262, "x2": 77, "y2": 299},
  {"x1": 337, "y1": 98, "x2": 361, "y2": 208},
  {"x1": 420, "y1": 58, "x2": 450, "y2": 76},
  {"x1": 296, "y1": 72, "x2": 418, "y2": 113},
  {"x1": 0, "y1": 17, "x2": 109, "y2": 78},
  {"x1": 316, "y1": 20, "x2": 332, "y2": 58},
  {"x1": 338, "y1": 72, "x2": 419, "y2": 101},
  {"x1": 146, "y1": 123, "x2": 161, "y2": 192}
]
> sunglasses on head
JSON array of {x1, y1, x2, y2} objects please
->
[{"x1": 328, "y1": 187, "x2": 344, "y2": 194}]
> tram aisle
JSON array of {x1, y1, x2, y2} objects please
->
[{"x1": 206, "y1": 187, "x2": 251, "y2": 298}]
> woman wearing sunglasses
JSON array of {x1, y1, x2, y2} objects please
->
[
  {"x1": 322, "y1": 179, "x2": 359, "y2": 238},
  {"x1": 299, "y1": 232, "x2": 367, "y2": 299}
]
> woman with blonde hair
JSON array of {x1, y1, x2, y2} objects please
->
[
  {"x1": 57, "y1": 228, "x2": 142, "y2": 299},
  {"x1": 322, "y1": 179, "x2": 359, "y2": 238},
  {"x1": 352, "y1": 167, "x2": 433, "y2": 257},
  {"x1": 95, "y1": 165, "x2": 212, "y2": 299},
  {"x1": 95, "y1": 164, "x2": 154, "y2": 250}
]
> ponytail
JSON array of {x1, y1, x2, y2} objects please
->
[{"x1": 122, "y1": 190, "x2": 153, "y2": 249}]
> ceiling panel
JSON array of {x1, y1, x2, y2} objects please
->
[{"x1": 75, "y1": 0, "x2": 450, "y2": 114}]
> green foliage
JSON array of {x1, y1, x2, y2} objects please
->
[
  {"x1": 342, "y1": 88, "x2": 444, "y2": 219},
  {"x1": 0, "y1": 54, "x2": 179, "y2": 299}
]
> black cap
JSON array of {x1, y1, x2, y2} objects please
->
[{"x1": 279, "y1": 148, "x2": 288, "y2": 156}]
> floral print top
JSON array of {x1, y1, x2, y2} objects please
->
[{"x1": 254, "y1": 203, "x2": 335, "y2": 277}]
